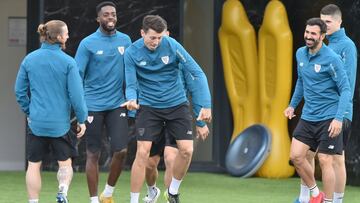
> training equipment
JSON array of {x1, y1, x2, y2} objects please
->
[{"x1": 225, "y1": 124, "x2": 271, "y2": 177}]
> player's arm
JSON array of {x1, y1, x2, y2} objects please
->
[
  {"x1": 122, "y1": 48, "x2": 139, "y2": 110},
  {"x1": 285, "y1": 52, "x2": 304, "y2": 119},
  {"x1": 67, "y1": 61, "x2": 88, "y2": 123},
  {"x1": 332, "y1": 59, "x2": 351, "y2": 122},
  {"x1": 74, "y1": 41, "x2": 90, "y2": 80},
  {"x1": 14, "y1": 59, "x2": 30, "y2": 116},
  {"x1": 342, "y1": 44, "x2": 357, "y2": 92}
]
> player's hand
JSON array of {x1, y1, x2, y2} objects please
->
[
  {"x1": 196, "y1": 125, "x2": 209, "y2": 141},
  {"x1": 120, "y1": 100, "x2": 139, "y2": 110},
  {"x1": 76, "y1": 123, "x2": 86, "y2": 138},
  {"x1": 284, "y1": 107, "x2": 296, "y2": 119},
  {"x1": 197, "y1": 108, "x2": 212, "y2": 123},
  {"x1": 328, "y1": 119, "x2": 342, "y2": 138}
]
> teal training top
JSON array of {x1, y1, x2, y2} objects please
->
[
  {"x1": 15, "y1": 42, "x2": 88, "y2": 137},
  {"x1": 124, "y1": 36, "x2": 209, "y2": 109},
  {"x1": 75, "y1": 28, "x2": 132, "y2": 111},
  {"x1": 289, "y1": 44, "x2": 351, "y2": 122},
  {"x1": 327, "y1": 28, "x2": 358, "y2": 121}
]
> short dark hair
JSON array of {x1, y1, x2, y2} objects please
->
[
  {"x1": 306, "y1": 17, "x2": 327, "y2": 34},
  {"x1": 142, "y1": 15, "x2": 167, "y2": 33},
  {"x1": 96, "y1": 1, "x2": 116, "y2": 15},
  {"x1": 320, "y1": 4, "x2": 342, "y2": 18}
]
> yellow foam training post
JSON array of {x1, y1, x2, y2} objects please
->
[
  {"x1": 256, "y1": 0, "x2": 295, "y2": 178},
  {"x1": 218, "y1": 0, "x2": 260, "y2": 141}
]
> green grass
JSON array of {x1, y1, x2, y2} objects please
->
[{"x1": 1, "y1": 171, "x2": 359, "y2": 202}]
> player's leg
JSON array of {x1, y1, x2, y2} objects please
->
[
  {"x1": 295, "y1": 150, "x2": 315, "y2": 203},
  {"x1": 290, "y1": 119, "x2": 322, "y2": 201},
  {"x1": 85, "y1": 112, "x2": 105, "y2": 202},
  {"x1": 317, "y1": 119, "x2": 344, "y2": 203},
  {"x1": 100, "y1": 107, "x2": 129, "y2": 202},
  {"x1": 333, "y1": 118, "x2": 351, "y2": 203},
  {"x1": 166, "y1": 103, "x2": 193, "y2": 202},
  {"x1": 53, "y1": 130, "x2": 78, "y2": 203},
  {"x1": 26, "y1": 130, "x2": 48, "y2": 203},
  {"x1": 130, "y1": 106, "x2": 163, "y2": 203}
]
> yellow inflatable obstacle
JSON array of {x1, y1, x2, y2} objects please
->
[
  {"x1": 256, "y1": 0, "x2": 295, "y2": 178},
  {"x1": 219, "y1": 0, "x2": 294, "y2": 178},
  {"x1": 218, "y1": 0, "x2": 260, "y2": 141}
]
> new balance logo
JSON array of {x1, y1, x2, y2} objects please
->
[
  {"x1": 328, "y1": 145, "x2": 334, "y2": 149},
  {"x1": 186, "y1": 130, "x2": 193, "y2": 135},
  {"x1": 119, "y1": 113, "x2": 126, "y2": 117},
  {"x1": 96, "y1": 50, "x2": 103, "y2": 55}
]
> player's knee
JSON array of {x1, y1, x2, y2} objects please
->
[
  {"x1": 136, "y1": 147, "x2": 150, "y2": 161},
  {"x1": 146, "y1": 159, "x2": 157, "y2": 170},
  {"x1": 113, "y1": 149, "x2": 127, "y2": 160},
  {"x1": 178, "y1": 146, "x2": 193, "y2": 160},
  {"x1": 164, "y1": 154, "x2": 176, "y2": 167},
  {"x1": 86, "y1": 151, "x2": 100, "y2": 162},
  {"x1": 318, "y1": 154, "x2": 333, "y2": 168},
  {"x1": 332, "y1": 155, "x2": 345, "y2": 168}
]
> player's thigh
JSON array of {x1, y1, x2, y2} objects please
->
[{"x1": 105, "y1": 107, "x2": 129, "y2": 152}]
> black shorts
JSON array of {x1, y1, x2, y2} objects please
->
[
  {"x1": 342, "y1": 118, "x2": 351, "y2": 150},
  {"x1": 150, "y1": 127, "x2": 177, "y2": 157},
  {"x1": 293, "y1": 119, "x2": 343, "y2": 155},
  {"x1": 85, "y1": 107, "x2": 129, "y2": 153},
  {"x1": 135, "y1": 103, "x2": 193, "y2": 142},
  {"x1": 27, "y1": 129, "x2": 78, "y2": 162}
]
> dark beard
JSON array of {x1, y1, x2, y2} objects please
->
[{"x1": 100, "y1": 22, "x2": 115, "y2": 33}]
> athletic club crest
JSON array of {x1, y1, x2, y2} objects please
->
[
  {"x1": 87, "y1": 116, "x2": 94, "y2": 124},
  {"x1": 118, "y1": 46, "x2": 125, "y2": 55},
  {"x1": 161, "y1": 56, "x2": 169, "y2": 64},
  {"x1": 138, "y1": 128, "x2": 145, "y2": 136},
  {"x1": 314, "y1": 64, "x2": 321, "y2": 73}
]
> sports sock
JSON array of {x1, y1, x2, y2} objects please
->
[
  {"x1": 29, "y1": 199, "x2": 39, "y2": 203},
  {"x1": 333, "y1": 192, "x2": 344, "y2": 203},
  {"x1": 169, "y1": 177, "x2": 182, "y2": 195},
  {"x1": 58, "y1": 183, "x2": 69, "y2": 196},
  {"x1": 147, "y1": 184, "x2": 157, "y2": 198},
  {"x1": 90, "y1": 196, "x2": 99, "y2": 203},
  {"x1": 309, "y1": 184, "x2": 320, "y2": 197},
  {"x1": 130, "y1": 192, "x2": 140, "y2": 203},
  {"x1": 299, "y1": 184, "x2": 310, "y2": 202},
  {"x1": 102, "y1": 183, "x2": 115, "y2": 197}
]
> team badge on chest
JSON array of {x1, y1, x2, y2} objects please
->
[
  {"x1": 314, "y1": 64, "x2": 321, "y2": 73},
  {"x1": 118, "y1": 46, "x2": 125, "y2": 55},
  {"x1": 161, "y1": 56, "x2": 169, "y2": 64}
]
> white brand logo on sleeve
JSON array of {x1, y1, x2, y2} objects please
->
[
  {"x1": 96, "y1": 50, "x2": 103, "y2": 55},
  {"x1": 139, "y1": 61, "x2": 147, "y2": 66},
  {"x1": 161, "y1": 56, "x2": 169, "y2": 64},
  {"x1": 328, "y1": 145, "x2": 334, "y2": 149},
  {"x1": 119, "y1": 113, "x2": 126, "y2": 117},
  {"x1": 87, "y1": 116, "x2": 94, "y2": 123},
  {"x1": 299, "y1": 62, "x2": 304, "y2": 67},
  {"x1": 118, "y1": 46, "x2": 125, "y2": 55},
  {"x1": 314, "y1": 64, "x2": 321, "y2": 72}
]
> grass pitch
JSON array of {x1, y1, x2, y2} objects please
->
[{"x1": 1, "y1": 171, "x2": 359, "y2": 202}]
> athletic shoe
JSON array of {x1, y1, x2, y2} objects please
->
[
  {"x1": 167, "y1": 191, "x2": 180, "y2": 203},
  {"x1": 294, "y1": 198, "x2": 300, "y2": 203},
  {"x1": 56, "y1": 192, "x2": 68, "y2": 203},
  {"x1": 310, "y1": 192, "x2": 324, "y2": 203},
  {"x1": 294, "y1": 198, "x2": 309, "y2": 203},
  {"x1": 99, "y1": 193, "x2": 114, "y2": 203},
  {"x1": 142, "y1": 186, "x2": 160, "y2": 203}
]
